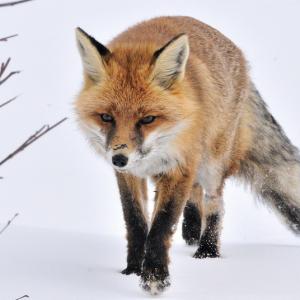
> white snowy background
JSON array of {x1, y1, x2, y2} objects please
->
[{"x1": 0, "y1": 0, "x2": 300, "y2": 299}]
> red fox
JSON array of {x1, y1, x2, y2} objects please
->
[{"x1": 74, "y1": 16, "x2": 300, "y2": 294}]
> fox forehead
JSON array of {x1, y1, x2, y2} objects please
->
[
  {"x1": 78, "y1": 73, "x2": 186, "y2": 121},
  {"x1": 99, "y1": 81, "x2": 157, "y2": 116},
  {"x1": 103, "y1": 45, "x2": 155, "y2": 88},
  {"x1": 108, "y1": 44, "x2": 156, "y2": 70}
]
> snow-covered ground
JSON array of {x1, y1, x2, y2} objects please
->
[
  {"x1": 1, "y1": 225, "x2": 299, "y2": 300},
  {"x1": 1, "y1": 0, "x2": 300, "y2": 299}
]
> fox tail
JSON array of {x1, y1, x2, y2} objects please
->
[{"x1": 238, "y1": 84, "x2": 300, "y2": 234}]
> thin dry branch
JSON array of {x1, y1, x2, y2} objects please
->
[
  {"x1": 0, "y1": 57, "x2": 11, "y2": 77},
  {"x1": 0, "y1": 213, "x2": 19, "y2": 235},
  {"x1": 0, "y1": 0, "x2": 33, "y2": 7},
  {"x1": 0, "y1": 117, "x2": 68, "y2": 167},
  {"x1": 0, "y1": 34, "x2": 18, "y2": 41},
  {"x1": 0, "y1": 57, "x2": 21, "y2": 85},
  {"x1": 0, "y1": 70, "x2": 20, "y2": 85},
  {"x1": 16, "y1": 295, "x2": 29, "y2": 300},
  {"x1": 0, "y1": 95, "x2": 18, "y2": 109}
]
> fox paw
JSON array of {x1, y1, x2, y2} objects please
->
[
  {"x1": 193, "y1": 247, "x2": 220, "y2": 259},
  {"x1": 121, "y1": 264, "x2": 141, "y2": 276},
  {"x1": 140, "y1": 273, "x2": 170, "y2": 295},
  {"x1": 183, "y1": 236, "x2": 199, "y2": 246},
  {"x1": 140, "y1": 264, "x2": 170, "y2": 295}
]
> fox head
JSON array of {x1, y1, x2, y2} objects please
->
[{"x1": 75, "y1": 28, "x2": 197, "y2": 177}]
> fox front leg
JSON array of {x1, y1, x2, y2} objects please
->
[
  {"x1": 140, "y1": 169, "x2": 194, "y2": 294},
  {"x1": 116, "y1": 173, "x2": 148, "y2": 275}
]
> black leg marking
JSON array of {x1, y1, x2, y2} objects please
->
[
  {"x1": 182, "y1": 202, "x2": 201, "y2": 245},
  {"x1": 140, "y1": 199, "x2": 176, "y2": 293},
  {"x1": 117, "y1": 175, "x2": 148, "y2": 276},
  {"x1": 121, "y1": 199, "x2": 148, "y2": 275},
  {"x1": 194, "y1": 214, "x2": 220, "y2": 259}
]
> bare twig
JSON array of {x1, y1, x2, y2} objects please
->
[
  {"x1": 0, "y1": 57, "x2": 20, "y2": 85},
  {"x1": 0, "y1": 213, "x2": 19, "y2": 235},
  {"x1": 0, "y1": 95, "x2": 18, "y2": 109},
  {"x1": 0, "y1": 57, "x2": 11, "y2": 77},
  {"x1": 0, "y1": 70, "x2": 20, "y2": 85},
  {"x1": 0, "y1": 117, "x2": 68, "y2": 167},
  {"x1": 0, "y1": 34, "x2": 18, "y2": 41},
  {"x1": 16, "y1": 295, "x2": 29, "y2": 300},
  {"x1": 0, "y1": 0, "x2": 33, "y2": 7}
]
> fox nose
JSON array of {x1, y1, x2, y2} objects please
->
[{"x1": 112, "y1": 154, "x2": 128, "y2": 168}]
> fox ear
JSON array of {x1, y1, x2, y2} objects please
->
[
  {"x1": 75, "y1": 27, "x2": 111, "y2": 83},
  {"x1": 151, "y1": 34, "x2": 189, "y2": 89}
]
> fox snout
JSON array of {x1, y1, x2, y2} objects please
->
[{"x1": 112, "y1": 154, "x2": 128, "y2": 168}]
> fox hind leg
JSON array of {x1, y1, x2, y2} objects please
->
[
  {"x1": 193, "y1": 193, "x2": 223, "y2": 258},
  {"x1": 182, "y1": 184, "x2": 203, "y2": 245},
  {"x1": 194, "y1": 164, "x2": 224, "y2": 259}
]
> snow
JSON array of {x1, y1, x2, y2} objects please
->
[{"x1": 1, "y1": 225, "x2": 299, "y2": 300}]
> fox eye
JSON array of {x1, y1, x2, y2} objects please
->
[
  {"x1": 139, "y1": 115, "x2": 156, "y2": 125},
  {"x1": 100, "y1": 113, "x2": 114, "y2": 123}
]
